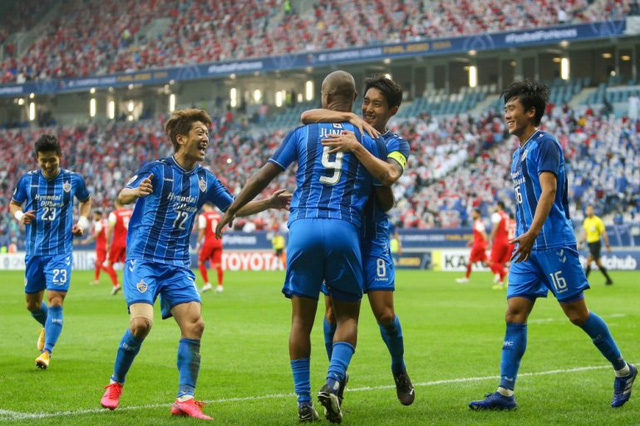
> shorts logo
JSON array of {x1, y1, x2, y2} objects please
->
[
  {"x1": 137, "y1": 279, "x2": 148, "y2": 293},
  {"x1": 65, "y1": 256, "x2": 71, "y2": 266},
  {"x1": 557, "y1": 249, "x2": 567, "y2": 263},
  {"x1": 199, "y1": 177, "x2": 207, "y2": 192},
  {"x1": 63, "y1": 181, "x2": 71, "y2": 193},
  {"x1": 24, "y1": 277, "x2": 28, "y2": 287},
  {"x1": 128, "y1": 260, "x2": 136, "y2": 272}
]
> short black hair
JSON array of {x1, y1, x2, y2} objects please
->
[
  {"x1": 34, "y1": 134, "x2": 61, "y2": 156},
  {"x1": 473, "y1": 208, "x2": 481, "y2": 215},
  {"x1": 94, "y1": 209, "x2": 103, "y2": 216},
  {"x1": 497, "y1": 200, "x2": 506, "y2": 210},
  {"x1": 364, "y1": 75, "x2": 403, "y2": 110},
  {"x1": 501, "y1": 80, "x2": 549, "y2": 126}
]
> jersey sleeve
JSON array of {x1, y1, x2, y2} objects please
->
[
  {"x1": 536, "y1": 138, "x2": 561, "y2": 176},
  {"x1": 198, "y1": 214, "x2": 207, "y2": 229},
  {"x1": 94, "y1": 221, "x2": 103, "y2": 232},
  {"x1": 108, "y1": 212, "x2": 117, "y2": 226},
  {"x1": 269, "y1": 127, "x2": 301, "y2": 171},
  {"x1": 597, "y1": 218, "x2": 605, "y2": 233},
  {"x1": 125, "y1": 162, "x2": 158, "y2": 189},
  {"x1": 475, "y1": 221, "x2": 486, "y2": 232},
  {"x1": 206, "y1": 173, "x2": 234, "y2": 212},
  {"x1": 491, "y1": 212, "x2": 501, "y2": 224},
  {"x1": 11, "y1": 174, "x2": 29, "y2": 204},
  {"x1": 386, "y1": 136, "x2": 410, "y2": 171},
  {"x1": 73, "y1": 173, "x2": 90, "y2": 202}
]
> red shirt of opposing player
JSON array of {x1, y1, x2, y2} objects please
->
[{"x1": 108, "y1": 207, "x2": 133, "y2": 264}]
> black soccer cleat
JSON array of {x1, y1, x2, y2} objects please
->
[
  {"x1": 318, "y1": 383, "x2": 343, "y2": 424},
  {"x1": 393, "y1": 370, "x2": 415, "y2": 406},
  {"x1": 298, "y1": 404, "x2": 319, "y2": 422},
  {"x1": 337, "y1": 372, "x2": 349, "y2": 406}
]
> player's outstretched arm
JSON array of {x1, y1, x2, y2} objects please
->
[
  {"x1": 301, "y1": 109, "x2": 380, "y2": 138},
  {"x1": 322, "y1": 131, "x2": 403, "y2": 187},
  {"x1": 9, "y1": 200, "x2": 35, "y2": 225},
  {"x1": 374, "y1": 186, "x2": 395, "y2": 212},
  {"x1": 237, "y1": 189, "x2": 291, "y2": 217},
  {"x1": 510, "y1": 172, "x2": 557, "y2": 263},
  {"x1": 215, "y1": 162, "x2": 282, "y2": 238},
  {"x1": 118, "y1": 173, "x2": 154, "y2": 204}
]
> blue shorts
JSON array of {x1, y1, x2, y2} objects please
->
[
  {"x1": 25, "y1": 254, "x2": 73, "y2": 293},
  {"x1": 123, "y1": 259, "x2": 201, "y2": 319},
  {"x1": 507, "y1": 246, "x2": 590, "y2": 303},
  {"x1": 362, "y1": 238, "x2": 395, "y2": 293},
  {"x1": 284, "y1": 219, "x2": 363, "y2": 302}
]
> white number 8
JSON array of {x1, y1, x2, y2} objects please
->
[{"x1": 376, "y1": 258, "x2": 386, "y2": 278}]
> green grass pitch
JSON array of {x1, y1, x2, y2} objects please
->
[{"x1": 0, "y1": 269, "x2": 638, "y2": 425}]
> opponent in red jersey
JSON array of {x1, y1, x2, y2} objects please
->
[
  {"x1": 196, "y1": 202, "x2": 224, "y2": 293},
  {"x1": 457, "y1": 209, "x2": 488, "y2": 283},
  {"x1": 105, "y1": 201, "x2": 133, "y2": 295},
  {"x1": 489, "y1": 201, "x2": 511, "y2": 290},
  {"x1": 81, "y1": 210, "x2": 115, "y2": 285}
]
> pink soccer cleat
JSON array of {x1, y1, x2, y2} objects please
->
[
  {"x1": 100, "y1": 382, "x2": 123, "y2": 410},
  {"x1": 171, "y1": 398, "x2": 213, "y2": 420}
]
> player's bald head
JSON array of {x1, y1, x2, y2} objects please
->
[{"x1": 321, "y1": 71, "x2": 356, "y2": 109}]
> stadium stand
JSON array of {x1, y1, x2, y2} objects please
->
[{"x1": 0, "y1": 0, "x2": 634, "y2": 83}]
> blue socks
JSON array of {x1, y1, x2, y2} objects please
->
[
  {"x1": 291, "y1": 358, "x2": 311, "y2": 406},
  {"x1": 326, "y1": 342, "x2": 355, "y2": 389},
  {"x1": 30, "y1": 303, "x2": 48, "y2": 326},
  {"x1": 379, "y1": 316, "x2": 406, "y2": 375},
  {"x1": 43, "y1": 306, "x2": 63, "y2": 354},
  {"x1": 580, "y1": 312, "x2": 626, "y2": 370},
  {"x1": 499, "y1": 323, "x2": 527, "y2": 390},
  {"x1": 177, "y1": 338, "x2": 202, "y2": 398},
  {"x1": 323, "y1": 318, "x2": 336, "y2": 361},
  {"x1": 111, "y1": 329, "x2": 143, "y2": 384}
]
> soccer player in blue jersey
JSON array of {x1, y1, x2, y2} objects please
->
[
  {"x1": 99, "y1": 109, "x2": 290, "y2": 420},
  {"x1": 301, "y1": 75, "x2": 415, "y2": 405},
  {"x1": 10, "y1": 135, "x2": 91, "y2": 370},
  {"x1": 215, "y1": 71, "x2": 388, "y2": 423},
  {"x1": 469, "y1": 81, "x2": 636, "y2": 411}
]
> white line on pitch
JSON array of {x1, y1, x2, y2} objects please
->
[
  {"x1": 528, "y1": 313, "x2": 626, "y2": 324},
  {"x1": 0, "y1": 364, "x2": 617, "y2": 421}
]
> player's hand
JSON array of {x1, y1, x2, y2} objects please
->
[
  {"x1": 348, "y1": 114, "x2": 380, "y2": 138},
  {"x1": 269, "y1": 189, "x2": 292, "y2": 211},
  {"x1": 71, "y1": 224, "x2": 84, "y2": 237},
  {"x1": 21, "y1": 210, "x2": 36, "y2": 225},
  {"x1": 321, "y1": 130, "x2": 360, "y2": 154},
  {"x1": 510, "y1": 231, "x2": 537, "y2": 263},
  {"x1": 215, "y1": 211, "x2": 236, "y2": 239},
  {"x1": 606, "y1": 245, "x2": 612, "y2": 253},
  {"x1": 136, "y1": 173, "x2": 154, "y2": 198}
]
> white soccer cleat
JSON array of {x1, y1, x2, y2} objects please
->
[
  {"x1": 216, "y1": 285, "x2": 224, "y2": 293},
  {"x1": 493, "y1": 274, "x2": 500, "y2": 284},
  {"x1": 110, "y1": 285, "x2": 122, "y2": 296},
  {"x1": 201, "y1": 283, "x2": 213, "y2": 293},
  {"x1": 456, "y1": 277, "x2": 470, "y2": 284}
]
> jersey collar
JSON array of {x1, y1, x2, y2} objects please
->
[
  {"x1": 170, "y1": 155, "x2": 198, "y2": 174},
  {"x1": 519, "y1": 129, "x2": 540, "y2": 150},
  {"x1": 39, "y1": 168, "x2": 61, "y2": 181}
]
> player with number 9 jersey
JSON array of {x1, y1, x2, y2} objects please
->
[{"x1": 269, "y1": 121, "x2": 386, "y2": 301}]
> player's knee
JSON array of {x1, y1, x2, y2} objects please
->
[
  {"x1": 505, "y1": 308, "x2": 526, "y2": 323},
  {"x1": 129, "y1": 317, "x2": 153, "y2": 339},
  {"x1": 26, "y1": 300, "x2": 41, "y2": 311},
  {"x1": 48, "y1": 296, "x2": 64, "y2": 307},
  {"x1": 566, "y1": 310, "x2": 589, "y2": 326},
  {"x1": 190, "y1": 318, "x2": 205, "y2": 337},
  {"x1": 374, "y1": 308, "x2": 395, "y2": 326}
]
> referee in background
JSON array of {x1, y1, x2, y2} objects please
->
[{"x1": 578, "y1": 205, "x2": 613, "y2": 285}]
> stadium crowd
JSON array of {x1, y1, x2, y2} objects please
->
[
  {"x1": 2, "y1": 103, "x2": 639, "y2": 249},
  {"x1": 1, "y1": 0, "x2": 635, "y2": 83}
]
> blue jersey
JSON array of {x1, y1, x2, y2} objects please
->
[
  {"x1": 361, "y1": 131, "x2": 410, "y2": 244},
  {"x1": 510, "y1": 130, "x2": 576, "y2": 250},
  {"x1": 125, "y1": 156, "x2": 234, "y2": 268},
  {"x1": 12, "y1": 169, "x2": 90, "y2": 257},
  {"x1": 269, "y1": 122, "x2": 387, "y2": 228}
]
